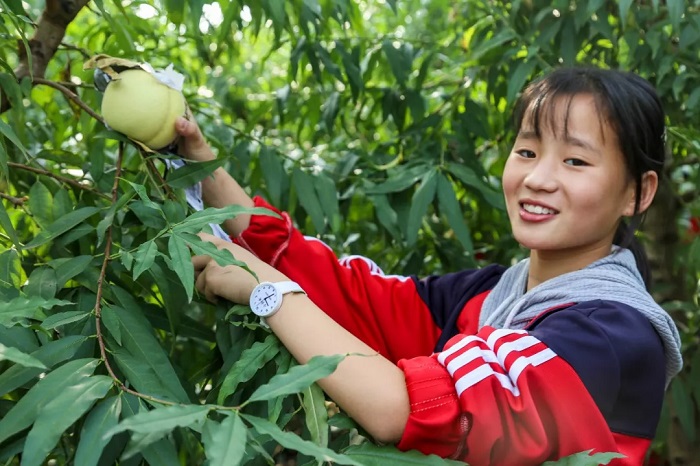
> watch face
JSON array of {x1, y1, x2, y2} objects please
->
[{"x1": 250, "y1": 283, "x2": 282, "y2": 317}]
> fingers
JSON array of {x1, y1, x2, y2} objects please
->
[
  {"x1": 192, "y1": 254, "x2": 211, "y2": 271},
  {"x1": 175, "y1": 113, "x2": 216, "y2": 162},
  {"x1": 175, "y1": 116, "x2": 198, "y2": 138}
]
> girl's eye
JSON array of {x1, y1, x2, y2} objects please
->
[
  {"x1": 564, "y1": 158, "x2": 589, "y2": 167},
  {"x1": 517, "y1": 149, "x2": 536, "y2": 158}
]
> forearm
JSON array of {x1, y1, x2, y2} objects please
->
[
  {"x1": 195, "y1": 235, "x2": 410, "y2": 443},
  {"x1": 200, "y1": 167, "x2": 254, "y2": 236},
  {"x1": 266, "y1": 294, "x2": 410, "y2": 444},
  {"x1": 175, "y1": 117, "x2": 254, "y2": 237}
]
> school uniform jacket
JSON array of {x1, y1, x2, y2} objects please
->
[{"x1": 234, "y1": 197, "x2": 666, "y2": 466}]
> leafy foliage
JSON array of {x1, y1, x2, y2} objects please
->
[{"x1": 0, "y1": 0, "x2": 699, "y2": 464}]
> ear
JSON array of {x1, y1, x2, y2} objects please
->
[{"x1": 623, "y1": 170, "x2": 658, "y2": 216}]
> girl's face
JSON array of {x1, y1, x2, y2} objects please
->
[{"x1": 502, "y1": 94, "x2": 637, "y2": 259}]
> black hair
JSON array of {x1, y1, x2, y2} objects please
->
[{"x1": 512, "y1": 67, "x2": 666, "y2": 289}]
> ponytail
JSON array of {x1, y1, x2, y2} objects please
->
[{"x1": 613, "y1": 219, "x2": 652, "y2": 290}]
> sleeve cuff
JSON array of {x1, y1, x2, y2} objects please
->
[
  {"x1": 234, "y1": 196, "x2": 293, "y2": 266},
  {"x1": 396, "y1": 356, "x2": 468, "y2": 460}
]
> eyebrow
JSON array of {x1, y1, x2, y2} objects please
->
[{"x1": 517, "y1": 130, "x2": 600, "y2": 154}]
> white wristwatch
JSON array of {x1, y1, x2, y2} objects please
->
[{"x1": 250, "y1": 281, "x2": 306, "y2": 322}]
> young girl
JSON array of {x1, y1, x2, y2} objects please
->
[{"x1": 178, "y1": 67, "x2": 683, "y2": 465}]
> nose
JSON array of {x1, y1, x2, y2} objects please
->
[{"x1": 523, "y1": 156, "x2": 558, "y2": 192}]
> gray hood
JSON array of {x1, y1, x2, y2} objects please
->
[{"x1": 480, "y1": 247, "x2": 683, "y2": 387}]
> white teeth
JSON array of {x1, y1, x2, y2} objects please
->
[{"x1": 522, "y1": 203, "x2": 556, "y2": 215}]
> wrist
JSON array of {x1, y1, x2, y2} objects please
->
[{"x1": 250, "y1": 281, "x2": 306, "y2": 322}]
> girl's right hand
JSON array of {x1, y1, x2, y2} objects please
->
[{"x1": 175, "y1": 113, "x2": 216, "y2": 162}]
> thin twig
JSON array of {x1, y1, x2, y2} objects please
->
[
  {"x1": 0, "y1": 192, "x2": 27, "y2": 206},
  {"x1": 59, "y1": 41, "x2": 92, "y2": 58},
  {"x1": 8, "y1": 162, "x2": 110, "y2": 200},
  {"x1": 32, "y1": 77, "x2": 104, "y2": 123},
  {"x1": 143, "y1": 156, "x2": 177, "y2": 200},
  {"x1": 93, "y1": 142, "x2": 176, "y2": 406}
]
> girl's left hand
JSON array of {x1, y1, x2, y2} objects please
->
[{"x1": 192, "y1": 233, "x2": 289, "y2": 304}]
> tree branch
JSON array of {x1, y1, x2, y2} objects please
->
[
  {"x1": 0, "y1": 192, "x2": 28, "y2": 206},
  {"x1": 32, "y1": 77, "x2": 104, "y2": 123},
  {"x1": 1, "y1": 0, "x2": 92, "y2": 114},
  {"x1": 94, "y1": 142, "x2": 177, "y2": 407},
  {"x1": 8, "y1": 162, "x2": 110, "y2": 200}
]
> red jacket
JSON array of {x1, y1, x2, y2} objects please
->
[{"x1": 235, "y1": 197, "x2": 666, "y2": 465}]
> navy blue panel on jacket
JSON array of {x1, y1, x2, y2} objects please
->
[
  {"x1": 528, "y1": 300, "x2": 666, "y2": 438},
  {"x1": 411, "y1": 264, "x2": 506, "y2": 352}
]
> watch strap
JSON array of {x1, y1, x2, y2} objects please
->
[{"x1": 274, "y1": 281, "x2": 305, "y2": 296}]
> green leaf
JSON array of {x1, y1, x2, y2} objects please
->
[
  {"x1": 117, "y1": 394, "x2": 181, "y2": 462},
  {"x1": 469, "y1": 29, "x2": 516, "y2": 61},
  {"x1": 381, "y1": 40, "x2": 412, "y2": 86},
  {"x1": 24, "y1": 266, "x2": 58, "y2": 299},
  {"x1": 541, "y1": 449, "x2": 625, "y2": 465},
  {"x1": 24, "y1": 206, "x2": 100, "y2": 249},
  {"x1": 182, "y1": 232, "x2": 250, "y2": 269},
  {"x1": 121, "y1": 249, "x2": 134, "y2": 271},
  {"x1": 0, "y1": 325, "x2": 36, "y2": 353},
  {"x1": 344, "y1": 442, "x2": 465, "y2": 465},
  {"x1": 138, "y1": 437, "x2": 181, "y2": 465},
  {"x1": 130, "y1": 200, "x2": 166, "y2": 230},
  {"x1": 406, "y1": 169, "x2": 438, "y2": 246},
  {"x1": 618, "y1": 0, "x2": 633, "y2": 24},
  {"x1": 242, "y1": 414, "x2": 362, "y2": 466},
  {"x1": 446, "y1": 162, "x2": 504, "y2": 210},
  {"x1": 74, "y1": 396, "x2": 122, "y2": 466},
  {"x1": 166, "y1": 158, "x2": 227, "y2": 189},
  {"x1": 0, "y1": 201, "x2": 20, "y2": 250},
  {"x1": 507, "y1": 59, "x2": 537, "y2": 105},
  {"x1": 0, "y1": 335, "x2": 89, "y2": 397},
  {"x1": 0, "y1": 342, "x2": 46, "y2": 369},
  {"x1": 370, "y1": 194, "x2": 401, "y2": 239},
  {"x1": 246, "y1": 354, "x2": 343, "y2": 404},
  {"x1": 173, "y1": 205, "x2": 279, "y2": 234},
  {"x1": 132, "y1": 240, "x2": 158, "y2": 280},
  {"x1": 108, "y1": 293, "x2": 189, "y2": 402},
  {"x1": 100, "y1": 304, "x2": 121, "y2": 345},
  {"x1": 259, "y1": 146, "x2": 286, "y2": 206},
  {"x1": 0, "y1": 248, "x2": 24, "y2": 288},
  {"x1": 302, "y1": 382, "x2": 329, "y2": 447},
  {"x1": 0, "y1": 358, "x2": 99, "y2": 444},
  {"x1": 202, "y1": 413, "x2": 247, "y2": 466},
  {"x1": 218, "y1": 334, "x2": 281, "y2": 404},
  {"x1": 0, "y1": 119, "x2": 29, "y2": 158},
  {"x1": 164, "y1": 0, "x2": 185, "y2": 25},
  {"x1": 671, "y1": 377, "x2": 696, "y2": 441},
  {"x1": 50, "y1": 255, "x2": 94, "y2": 287},
  {"x1": 437, "y1": 174, "x2": 473, "y2": 254},
  {"x1": 314, "y1": 174, "x2": 341, "y2": 233},
  {"x1": 0, "y1": 72, "x2": 23, "y2": 110},
  {"x1": 364, "y1": 166, "x2": 426, "y2": 194},
  {"x1": 41, "y1": 310, "x2": 90, "y2": 330},
  {"x1": 667, "y1": 0, "x2": 683, "y2": 32},
  {"x1": 321, "y1": 91, "x2": 341, "y2": 131},
  {"x1": 106, "y1": 404, "x2": 210, "y2": 438},
  {"x1": 168, "y1": 234, "x2": 194, "y2": 302},
  {"x1": 293, "y1": 168, "x2": 326, "y2": 233},
  {"x1": 264, "y1": 0, "x2": 287, "y2": 38},
  {"x1": 163, "y1": 199, "x2": 186, "y2": 224},
  {"x1": 0, "y1": 296, "x2": 71, "y2": 327},
  {"x1": 28, "y1": 181, "x2": 53, "y2": 228},
  {"x1": 52, "y1": 187, "x2": 73, "y2": 220},
  {"x1": 690, "y1": 349, "x2": 700, "y2": 410},
  {"x1": 21, "y1": 375, "x2": 113, "y2": 466}
]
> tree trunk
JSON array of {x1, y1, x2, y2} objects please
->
[{"x1": 0, "y1": 0, "x2": 91, "y2": 114}]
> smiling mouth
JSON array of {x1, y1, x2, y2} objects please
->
[{"x1": 520, "y1": 202, "x2": 559, "y2": 215}]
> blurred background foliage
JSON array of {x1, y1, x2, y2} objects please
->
[{"x1": 0, "y1": 0, "x2": 699, "y2": 464}]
